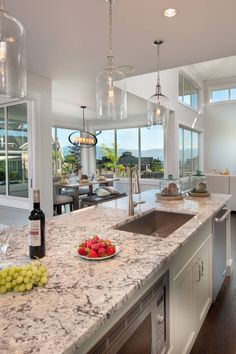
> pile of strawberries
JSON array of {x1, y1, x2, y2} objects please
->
[{"x1": 77, "y1": 236, "x2": 116, "y2": 258}]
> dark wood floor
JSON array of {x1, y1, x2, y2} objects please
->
[{"x1": 190, "y1": 213, "x2": 236, "y2": 354}]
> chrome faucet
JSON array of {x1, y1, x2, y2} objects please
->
[{"x1": 128, "y1": 166, "x2": 145, "y2": 217}]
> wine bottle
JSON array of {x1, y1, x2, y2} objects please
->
[{"x1": 29, "y1": 190, "x2": 45, "y2": 259}]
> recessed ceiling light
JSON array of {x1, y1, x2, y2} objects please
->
[{"x1": 163, "y1": 8, "x2": 178, "y2": 18}]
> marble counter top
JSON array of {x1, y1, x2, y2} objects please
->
[{"x1": 0, "y1": 190, "x2": 231, "y2": 354}]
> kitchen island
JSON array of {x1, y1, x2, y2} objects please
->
[{"x1": 0, "y1": 190, "x2": 231, "y2": 354}]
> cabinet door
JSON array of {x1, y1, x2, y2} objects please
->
[
  {"x1": 195, "y1": 235, "x2": 212, "y2": 329},
  {"x1": 174, "y1": 261, "x2": 196, "y2": 354}
]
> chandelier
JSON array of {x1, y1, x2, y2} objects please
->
[{"x1": 68, "y1": 106, "x2": 97, "y2": 148}]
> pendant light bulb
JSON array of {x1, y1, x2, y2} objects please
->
[
  {"x1": 96, "y1": 0, "x2": 127, "y2": 120},
  {"x1": 147, "y1": 40, "x2": 169, "y2": 130}
]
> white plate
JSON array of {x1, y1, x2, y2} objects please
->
[{"x1": 76, "y1": 246, "x2": 119, "y2": 261}]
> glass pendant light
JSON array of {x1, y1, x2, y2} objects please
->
[
  {"x1": 0, "y1": 0, "x2": 26, "y2": 98},
  {"x1": 147, "y1": 40, "x2": 169, "y2": 130},
  {"x1": 68, "y1": 106, "x2": 97, "y2": 148},
  {"x1": 96, "y1": 0, "x2": 127, "y2": 120}
]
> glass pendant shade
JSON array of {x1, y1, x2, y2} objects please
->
[
  {"x1": 147, "y1": 86, "x2": 169, "y2": 130},
  {"x1": 96, "y1": 55, "x2": 127, "y2": 120},
  {"x1": 148, "y1": 40, "x2": 169, "y2": 130},
  {"x1": 0, "y1": 1, "x2": 26, "y2": 98}
]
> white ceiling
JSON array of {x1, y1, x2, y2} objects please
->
[
  {"x1": 185, "y1": 56, "x2": 236, "y2": 82},
  {"x1": 6, "y1": 0, "x2": 236, "y2": 119}
]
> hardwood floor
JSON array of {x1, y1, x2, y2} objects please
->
[
  {"x1": 190, "y1": 213, "x2": 236, "y2": 354},
  {"x1": 0, "y1": 205, "x2": 28, "y2": 227}
]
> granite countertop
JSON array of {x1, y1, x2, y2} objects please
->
[{"x1": 0, "y1": 190, "x2": 231, "y2": 354}]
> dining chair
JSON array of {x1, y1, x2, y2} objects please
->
[{"x1": 53, "y1": 183, "x2": 74, "y2": 215}]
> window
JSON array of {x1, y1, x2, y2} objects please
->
[
  {"x1": 179, "y1": 127, "x2": 200, "y2": 177},
  {"x1": 210, "y1": 86, "x2": 236, "y2": 103},
  {"x1": 140, "y1": 126, "x2": 164, "y2": 179},
  {"x1": 117, "y1": 128, "x2": 138, "y2": 177},
  {"x1": 178, "y1": 74, "x2": 199, "y2": 110},
  {"x1": 0, "y1": 103, "x2": 28, "y2": 198},
  {"x1": 52, "y1": 127, "x2": 81, "y2": 176},
  {"x1": 96, "y1": 126, "x2": 164, "y2": 179}
]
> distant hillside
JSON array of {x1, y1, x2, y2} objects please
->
[
  {"x1": 96, "y1": 146, "x2": 164, "y2": 161},
  {"x1": 63, "y1": 145, "x2": 198, "y2": 162}
]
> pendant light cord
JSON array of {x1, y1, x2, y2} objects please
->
[
  {"x1": 108, "y1": 0, "x2": 113, "y2": 56},
  {"x1": 81, "y1": 106, "x2": 87, "y2": 131},
  {"x1": 156, "y1": 43, "x2": 160, "y2": 87}
]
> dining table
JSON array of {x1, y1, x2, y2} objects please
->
[{"x1": 58, "y1": 178, "x2": 120, "y2": 210}]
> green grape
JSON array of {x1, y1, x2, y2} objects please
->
[
  {"x1": 16, "y1": 276, "x2": 23, "y2": 284},
  {"x1": 5, "y1": 282, "x2": 12, "y2": 290},
  {"x1": 9, "y1": 268, "x2": 16, "y2": 277},
  {"x1": 0, "y1": 261, "x2": 48, "y2": 294},
  {"x1": 20, "y1": 270, "x2": 27, "y2": 277},
  {"x1": 27, "y1": 270, "x2": 33, "y2": 278},
  {"x1": 0, "y1": 278, "x2": 5, "y2": 285},
  {"x1": 1, "y1": 271, "x2": 8, "y2": 279},
  {"x1": 0, "y1": 286, "x2": 7, "y2": 294},
  {"x1": 40, "y1": 276, "x2": 48, "y2": 285},
  {"x1": 39, "y1": 265, "x2": 46, "y2": 273},
  {"x1": 26, "y1": 282, "x2": 33, "y2": 291},
  {"x1": 11, "y1": 279, "x2": 17, "y2": 287},
  {"x1": 24, "y1": 277, "x2": 30, "y2": 284},
  {"x1": 18, "y1": 284, "x2": 26, "y2": 292}
]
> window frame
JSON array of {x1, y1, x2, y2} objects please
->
[
  {"x1": 178, "y1": 72, "x2": 200, "y2": 112},
  {"x1": 179, "y1": 125, "x2": 200, "y2": 178},
  {"x1": 209, "y1": 83, "x2": 236, "y2": 105}
]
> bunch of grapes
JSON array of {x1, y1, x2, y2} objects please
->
[{"x1": 0, "y1": 260, "x2": 48, "y2": 294}]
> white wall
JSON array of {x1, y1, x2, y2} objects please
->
[
  {"x1": 204, "y1": 77, "x2": 236, "y2": 174},
  {"x1": 28, "y1": 72, "x2": 53, "y2": 217}
]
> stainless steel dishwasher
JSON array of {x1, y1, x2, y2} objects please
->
[{"x1": 213, "y1": 207, "x2": 231, "y2": 302}]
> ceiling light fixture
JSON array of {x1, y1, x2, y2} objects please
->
[
  {"x1": 0, "y1": 0, "x2": 26, "y2": 98},
  {"x1": 68, "y1": 106, "x2": 97, "y2": 148},
  {"x1": 147, "y1": 40, "x2": 169, "y2": 130},
  {"x1": 163, "y1": 8, "x2": 178, "y2": 18},
  {"x1": 96, "y1": 0, "x2": 127, "y2": 120}
]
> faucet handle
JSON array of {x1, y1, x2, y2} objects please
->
[{"x1": 133, "y1": 200, "x2": 145, "y2": 207}]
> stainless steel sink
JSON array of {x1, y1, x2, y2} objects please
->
[{"x1": 115, "y1": 210, "x2": 195, "y2": 238}]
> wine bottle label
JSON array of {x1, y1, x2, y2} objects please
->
[{"x1": 29, "y1": 220, "x2": 41, "y2": 247}]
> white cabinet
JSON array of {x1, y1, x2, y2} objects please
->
[
  {"x1": 195, "y1": 237, "x2": 212, "y2": 329},
  {"x1": 174, "y1": 259, "x2": 196, "y2": 354},
  {"x1": 173, "y1": 235, "x2": 212, "y2": 354},
  {"x1": 206, "y1": 174, "x2": 230, "y2": 194}
]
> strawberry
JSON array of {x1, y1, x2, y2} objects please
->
[
  {"x1": 100, "y1": 242, "x2": 107, "y2": 249},
  {"x1": 86, "y1": 241, "x2": 92, "y2": 248},
  {"x1": 93, "y1": 235, "x2": 100, "y2": 242},
  {"x1": 91, "y1": 243, "x2": 100, "y2": 251},
  {"x1": 78, "y1": 247, "x2": 88, "y2": 256},
  {"x1": 107, "y1": 245, "x2": 116, "y2": 256},
  {"x1": 98, "y1": 248, "x2": 106, "y2": 257},
  {"x1": 90, "y1": 250, "x2": 98, "y2": 258}
]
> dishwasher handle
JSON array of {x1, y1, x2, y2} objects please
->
[{"x1": 214, "y1": 208, "x2": 231, "y2": 223}]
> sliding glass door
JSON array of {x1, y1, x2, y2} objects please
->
[{"x1": 0, "y1": 102, "x2": 29, "y2": 198}]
